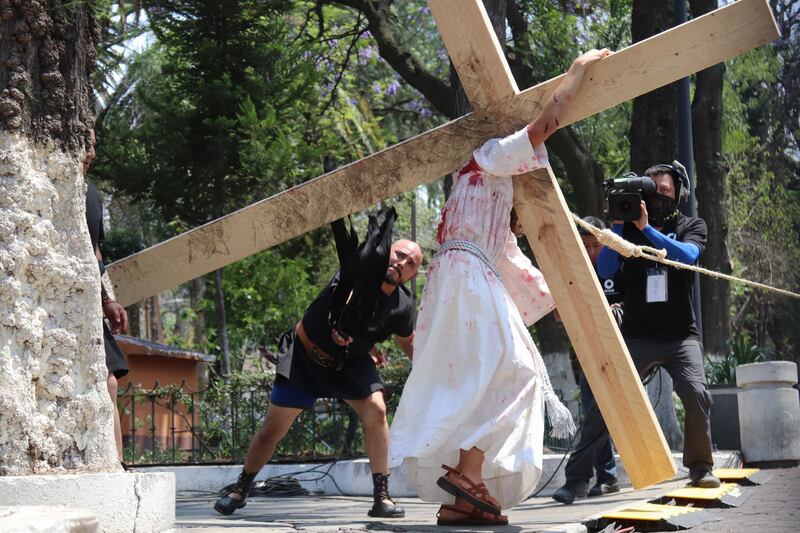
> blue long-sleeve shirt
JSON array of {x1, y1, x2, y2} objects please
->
[{"x1": 597, "y1": 223, "x2": 701, "y2": 278}]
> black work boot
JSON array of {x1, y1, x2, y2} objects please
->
[
  {"x1": 552, "y1": 481, "x2": 589, "y2": 505},
  {"x1": 588, "y1": 477, "x2": 620, "y2": 497},
  {"x1": 689, "y1": 469, "x2": 721, "y2": 488},
  {"x1": 214, "y1": 469, "x2": 258, "y2": 516},
  {"x1": 368, "y1": 473, "x2": 405, "y2": 518}
]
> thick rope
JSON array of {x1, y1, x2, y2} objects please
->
[{"x1": 572, "y1": 214, "x2": 800, "y2": 300}]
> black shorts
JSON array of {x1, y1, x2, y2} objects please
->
[{"x1": 104, "y1": 322, "x2": 129, "y2": 379}]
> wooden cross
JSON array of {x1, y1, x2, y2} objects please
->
[{"x1": 107, "y1": 0, "x2": 778, "y2": 488}]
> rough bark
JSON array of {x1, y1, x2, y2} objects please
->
[
  {"x1": 629, "y1": 0, "x2": 683, "y2": 449},
  {"x1": 630, "y1": 0, "x2": 679, "y2": 172},
  {"x1": 690, "y1": 0, "x2": 730, "y2": 358},
  {"x1": 0, "y1": 1, "x2": 116, "y2": 474}
]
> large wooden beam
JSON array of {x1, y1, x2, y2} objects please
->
[
  {"x1": 428, "y1": 0, "x2": 518, "y2": 109},
  {"x1": 440, "y1": 0, "x2": 672, "y2": 490},
  {"x1": 505, "y1": 0, "x2": 779, "y2": 129},
  {"x1": 108, "y1": 0, "x2": 778, "y2": 307},
  {"x1": 513, "y1": 169, "x2": 676, "y2": 489}
]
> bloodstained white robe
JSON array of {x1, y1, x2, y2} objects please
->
[{"x1": 388, "y1": 128, "x2": 561, "y2": 509}]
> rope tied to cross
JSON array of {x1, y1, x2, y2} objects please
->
[{"x1": 571, "y1": 214, "x2": 800, "y2": 300}]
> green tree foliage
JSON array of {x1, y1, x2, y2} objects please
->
[
  {"x1": 96, "y1": 0, "x2": 332, "y2": 225},
  {"x1": 723, "y1": 44, "x2": 800, "y2": 363}
]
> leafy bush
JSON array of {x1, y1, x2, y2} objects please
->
[{"x1": 705, "y1": 334, "x2": 771, "y2": 385}]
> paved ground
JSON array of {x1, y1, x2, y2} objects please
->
[{"x1": 174, "y1": 466, "x2": 799, "y2": 532}]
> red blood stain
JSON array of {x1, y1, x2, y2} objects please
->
[
  {"x1": 457, "y1": 157, "x2": 484, "y2": 186},
  {"x1": 522, "y1": 272, "x2": 535, "y2": 282},
  {"x1": 468, "y1": 172, "x2": 484, "y2": 187},
  {"x1": 459, "y1": 157, "x2": 481, "y2": 177},
  {"x1": 436, "y1": 206, "x2": 448, "y2": 244}
]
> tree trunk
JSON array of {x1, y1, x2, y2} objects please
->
[
  {"x1": 629, "y1": 0, "x2": 684, "y2": 449},
  {"x1": 690, "y1": 0, "x2": 730, "y2": 358},
  {"x1": 214, "y1": 268, "x2": 231, "y2": 378},
  {"x1": 190, "y1": 276, "x2": 207, "y2": 347},
  {"x1": 536, "y1": 315, "x2": 581, "y2": 417},
  {"x1": 630, "y1": 1, "x2": 679, "y2": 172},
  {"x1": 546, "y1": 127, "x2": 607, "y2": 217},
  {"x1": 506, "y1": 0, "x2": 606, "y2": 218},
  {"x1": 0, "y1": 1, "x2": 117, "y2": 474}
]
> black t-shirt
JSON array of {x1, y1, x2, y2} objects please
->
[
  {"x1": 283, "y1": 273, "x2": 415, "y2": 399},
  {"x1": 619, "y1": 215, "x2": 707, "y2": 341},
  {"x1": 302, "y1": 274, "x2": 416, "y2": 358},
  {"x1": 598, "y1": 268, "x2": 625, "y2": 305},
  {"x1": 85, "y1": 181, "x2": 104, "y2": 251}
]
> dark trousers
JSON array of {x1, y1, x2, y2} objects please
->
[
  {"x1": 564, "y1": 338, "x2": 713, "y2": 486},
  {"x1": 579, "y1": 372, "x2": 617, "y2": 483}
]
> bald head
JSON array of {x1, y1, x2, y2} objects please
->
[{"x1": 385, "y1": 239, "x2": 423, "y2": 285}]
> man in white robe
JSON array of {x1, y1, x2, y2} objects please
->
[{"x1": 388, "y1": 48, "x2": 611, "y2": 526}]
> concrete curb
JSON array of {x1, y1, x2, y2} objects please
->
[{"x1": 142, "y1": 451, "x2": 737, "y2": 497}]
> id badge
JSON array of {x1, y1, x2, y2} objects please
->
[{"x1": 646, "y1": 267, "x2": 668, "y2": 303}]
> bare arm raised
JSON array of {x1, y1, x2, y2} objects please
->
[{"x1": 527, "y1": 49, "x2": 612, "y2": 147}]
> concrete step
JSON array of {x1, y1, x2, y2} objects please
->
[{"x1": 145, "y1": 450, "x2": 739, "y2": 497}]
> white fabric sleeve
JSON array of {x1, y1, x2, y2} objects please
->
[
  {"x1": 473, "y1": 127, "x2": 549, "y2": 177},
  {"x1": 498, "y1": 233, "x2": 556, "y2": 326}
]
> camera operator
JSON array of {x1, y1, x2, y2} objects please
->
[{"x1": 553, "y1": 163, "x2": 719, "y2": 505}]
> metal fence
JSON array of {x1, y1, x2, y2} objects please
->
[{"x1": 117, "y1": 379, "x2": 578, "y2": 466}]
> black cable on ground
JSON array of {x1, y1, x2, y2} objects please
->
[{"x1": 218, "y1": 460, "x2": 347, "y2": 498}]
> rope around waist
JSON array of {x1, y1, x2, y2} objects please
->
[{"x1": 435, "y1": 239, "x2": 502, "y2": 280}]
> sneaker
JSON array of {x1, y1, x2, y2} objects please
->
[
  {"x1": 689, "y1": 469, "x2": 721, "y2": 488},
  {"x1": 551, "y1": 482, "x2": 589, "y2": 505},
  {"x1": 588, "y1": 478, "x2": 620, "y2": 497}
]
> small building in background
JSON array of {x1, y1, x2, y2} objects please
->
[{"x1": 115, "y1": 335, "x2": 216, "y2": 463}]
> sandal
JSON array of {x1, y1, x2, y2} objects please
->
[
  {"x1": 436, "y1": 464, "x2": 502, "y2": 516},
  {"x1": 436, "y1": 503, "x2": 509, "y2": 526}
]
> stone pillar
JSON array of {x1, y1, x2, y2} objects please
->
[{"x1": 737, "y1": 361, "x2": 800, "y2": 464}]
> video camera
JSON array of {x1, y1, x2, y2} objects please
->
[{"x1": 604, "y1": 174, "x2": 656, "y2": 221}]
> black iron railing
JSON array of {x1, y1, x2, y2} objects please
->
[
  {"x1": 117, "y1": 377, "x2": 579, "y2": 466},
  {"x1": 116, "y1": 378, "x2": 365, "y2": 465}
]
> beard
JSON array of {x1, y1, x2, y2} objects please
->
[{"x1": 384, "y1": 266, "x2": 401, "y2": 285}]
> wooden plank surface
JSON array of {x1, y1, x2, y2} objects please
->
[
  {"x1": 513, "y1": 168, "x2": 677, "y2": 488},
  {"x1": 429, "y1": 0, "x2": 518, "y2": 109},
  {"x1": 107, "y1": 0, "x2": 779, "y2": 306}
]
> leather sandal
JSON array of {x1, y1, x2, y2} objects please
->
[
  {"x1": 436, "y1": 503, "x2": 509, "y2": 526},
  {"x1": 436, "y1": 464, "x2": 501, "y2": 516}
]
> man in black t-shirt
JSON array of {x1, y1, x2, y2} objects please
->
[
  {"x1": 215, "y1": 239, "x2": 422, "y2": 519},
  {"x1": 554, "y1": 162, "x2": 720, "y2": 505},
  {"x1": 83, "y1": 129, "x2": 129, "y2": 467}
]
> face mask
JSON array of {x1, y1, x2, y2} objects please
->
[{"x1": 646, "y1": 193, "x2": 679, "y2": 226}]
